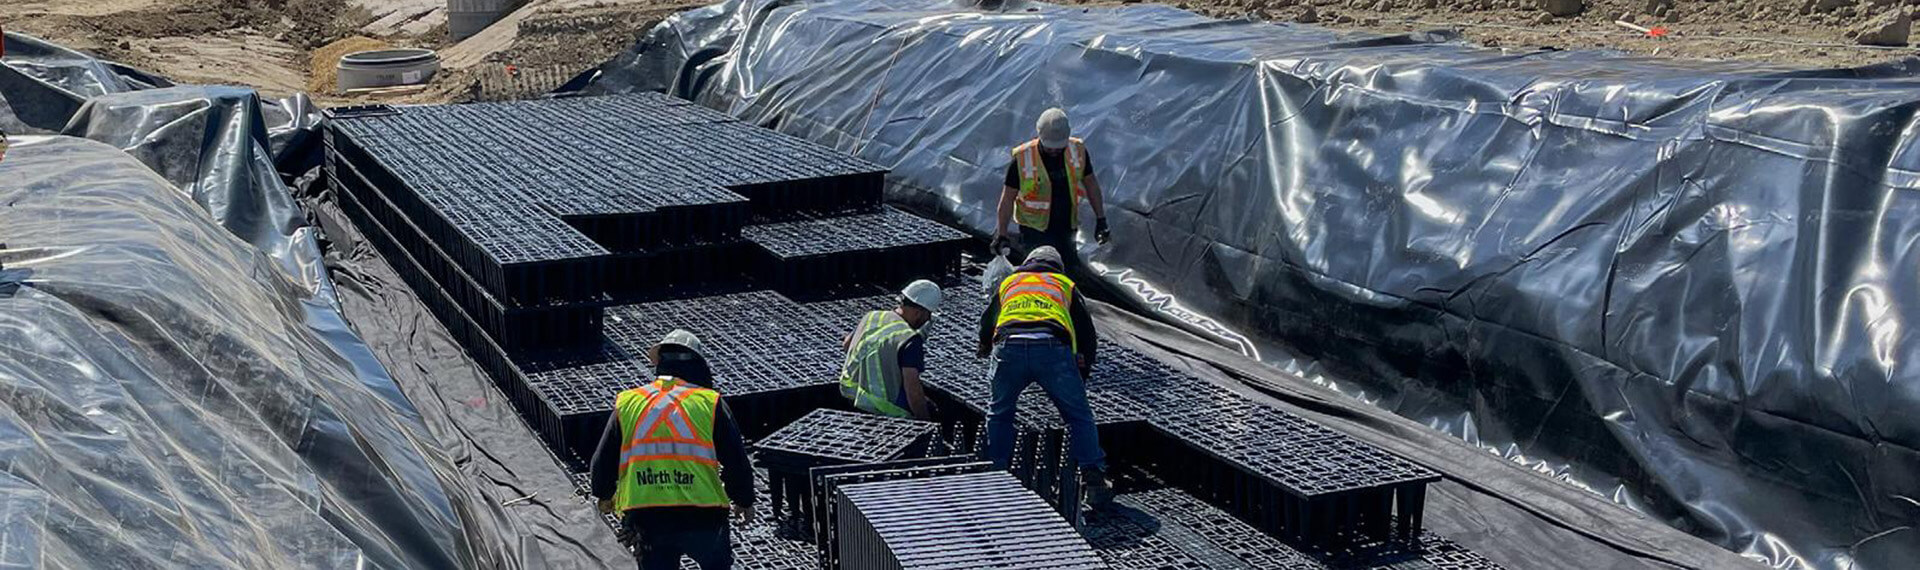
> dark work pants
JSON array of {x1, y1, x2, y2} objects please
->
[
  {"x1": 1018, "y1": 226, "x2": 1083, "y2": 273},
  {"x1": 627, "y1": 517, "x2": 732, "y2": 569}
]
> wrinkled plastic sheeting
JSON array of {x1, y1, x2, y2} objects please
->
[
  {"x1": 591, "y1": 1, "x2": 1920, "y2": 567},
  {"x1": 61, "y1": 86, "x2": 330, "y2": 294},
  {"x1": 0, "y1": 32, "x2": 320, "y2": 171},
  {"x1": 0, "y1": 33, "x2": 534, "y2": 569},
  {"x1": 0, "y1": 136, "x2": 523, "y2": 568}
]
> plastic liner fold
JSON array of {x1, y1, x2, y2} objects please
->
[
  {"x1": 0, "y1": 32, "x2": 579, "y2": 568},
  {"x1": 0, "y1": 136, "x2": 517, "y2": 568},
  {"x1": 590, "y1": 1, "x2": 1920, "y2": 567}
]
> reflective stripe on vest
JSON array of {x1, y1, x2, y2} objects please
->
[
  {"x1": 994, "y1": 271, "x2": 1078, "y2": 352},
  {"x1": 1013, "y1": 138, "x2": 1089, "y2": 232},
  {"x1": 839, "y1": 310, "x2": 919, "y2": 418},
  {"x1": 613, "y1": 377, "x2": 729, "y2": 510}
]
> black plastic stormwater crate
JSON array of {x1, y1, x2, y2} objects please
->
[
  {"x1": 330, "y1": 152, "x2": 523, "y2": 393},
  {"x1": 807, "y1": 456, "x2": 995, "y2": 567},
  {"x1": 328, "y1": 151, "x2": 608, "y2": 350},
  {"x1": 754, "y1": 409, "x2": 938, "y2": 535},
  {"x1": 527, "y1": 366, "x2": 652, "y2": 462},
  {"x1": 1084, "y1": 487, "x2": 1326, "y2": 570},
  {"x1": 604, "y1": 242, "x2": 758, "y2": 301},
  {"x1": 335, "y1": 152, "x2": 611, "y2": 468},
  {"x1": 914, "y1": 386, "x2": 1086, "y2": 526},
  {"x1": 1128, "y1": 421, "x2": 1440, "y2": 552},
  {"x1": 599, "y1": 290, "x2": 853, "y2": 398},
  {"x1": 546, "y1": 181, "x2": 751, "y2": 254},
  {"x1": 328, "y1": 132, "x2": 612, "y2": 306},
  {"x1": 745, "y1": 207, "x2": 969, "y2": 296},
  {"x1": 834, "y1": 471, "x2": 1106, "y2": 570}
]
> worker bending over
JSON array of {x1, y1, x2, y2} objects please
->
[
  {"x1": 839, "y1": 280, "x2": 944, "y2": 420},
  {"x1": 977, "y1": 246, "x2": 1112, "y2": 504},
  {"x1": 991, "y1": 107, "x2": 1112, "y2": 271},
  {"x1": 590, "y1": 330, "x2": 754, "y2": 570}
]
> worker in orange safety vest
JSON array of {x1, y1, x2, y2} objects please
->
[
  {"x1": 991, "y1": 107, "x2": 1112, "y2": 270},
  {"x1": 589, "y1": 330, "x2": 755, "y2": 569}
]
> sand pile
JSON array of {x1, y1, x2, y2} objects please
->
[{"x1": 309, "y1": 36, "x2": 393, "y2": 94}]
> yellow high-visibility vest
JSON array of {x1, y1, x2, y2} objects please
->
[
  {"x1": 839, "y1": 310, "x2": 920, "y2": 418},
  {"x1": 994, "y1": 271, "x2": 1078, "y2": 352},
  {"x1": 613, "y1": 376, "x2": 728, "y2": 511},
  {"x1": 1012, "y1": 138, "x2": 1089, "y2": 232}
]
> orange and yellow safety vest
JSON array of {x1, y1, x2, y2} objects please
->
[
  {"x1": 613, "y1": 376, "x2": 729, "y2": 511},
  {"x1": 1012, "y1": 137, "x2": 1089, "y2": 232},
  {"x1": 994, "y1": 271, "x2": 1078, "y2": 352}
]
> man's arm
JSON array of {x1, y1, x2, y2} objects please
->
[
  {"x1": 897, "y1": 335, "x2": 932, "y2": 419},
  {"x1": 901, "y1": 368, "x2": 931, "y2": 420},
  {"x1": 996, "y1": 185, "x2": 1018, "y2": 238},
  {"x1": 978, "y1": 293, "x2": 1002, "y2": 358},
  {"x1": 712, "y1": 400, "x2": 755, "y2": 508},
  {"x1": 1069, "y1": 292, "x2": 1098, "y2": 374},
  {"x1": 1082, "y1": 149, "x2": 1110, "y2": 243},
  {"x1": 996, "y1": 161, "x2": 1019, "y2": 239},
  {"x1": 1084, "y1": 175, "x2": 1105, "y2": 218},
  {"x1": 588, "y1": 411, "x2": 623, "y2": 501}
]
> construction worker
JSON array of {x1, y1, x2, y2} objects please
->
[
  {"x1": 976, "y1": 246, "x2": 1112, "y2": 504},
  {"x1": 589, "y1": 330, "x2": 754, "y2": 570},
  {"x1": 839, "y1": 279, "x2": 944, "y2": 420},
  {"x1": 991, "y1": 107, "x2": 1111, "y2": 271}
]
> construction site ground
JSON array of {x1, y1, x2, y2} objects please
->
[{"x1": 4, "y1": 0, "x2": 1916, "y2": 106}]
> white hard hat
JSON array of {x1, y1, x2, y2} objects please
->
[{"x1": 901, "y1": 279, "x2": 944, "y2": 313}]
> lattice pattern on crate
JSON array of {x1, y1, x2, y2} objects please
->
[
  {"x1": 909, "y1": 273, "x2": 1445, "y2": 500},
  {"x1": 744, "y1": 206, "x2": 969, "y2": 259},
  {"x1": 327, "y1": 93, "x2": 888, "y2": 307},
  {"x1": 756, "y1": 409, "x2": 936, "y2": 466},
  {"x1": 836, "y1": 471, "x2": 1106, "y2": 570},
  {"x1": 1086, "y1": 488, "x2": 1325, "y2": 569}
]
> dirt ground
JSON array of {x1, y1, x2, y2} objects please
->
[{"x1": 2, "y1": 0, "x2": 1916, "y2": 105}]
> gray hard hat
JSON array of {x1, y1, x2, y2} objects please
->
[
  {"x1": 1036, "y1": 108, "x2": 1070, "y2": 150},
  {"x1": 1024, "y1": 245, "x2": 1064, "y2": 270},
  {"x1": 654, "y1": 329, "x2": 706, "y2": 359}
]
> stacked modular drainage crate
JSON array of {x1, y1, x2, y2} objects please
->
[
  {"x1": 322, "y1": 93, "x2": 969, "y2": 463},
  {"x1": 325, "y1": 93, "x2": 1498, "y2": 569},
  {"x1": 910, "y1": 289, "x2": 1446, "y2": 550},
  {"x1": 835, "y1": 471, "x2": 1107, "y2": 570},
  {"x1": 754, "y1": 409, "x2": 939, "y2": 535}
]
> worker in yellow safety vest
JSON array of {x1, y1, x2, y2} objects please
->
[
  {"x1": 991, "y1": 107, "x2": 1112, "y2": 270},
  {"x1": 590, "y1": 330, "x2": 754, "y2": 570},
  {"x1": 839, "y1": 280, "x2": 944, "y2": 420},
  {"x1": 975, "y1": 246, "x2": 1113, "y2": 505}
]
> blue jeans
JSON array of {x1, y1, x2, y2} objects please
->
[{"x1": 985, "y1": 339, "x2": 1106, "y2": 471}]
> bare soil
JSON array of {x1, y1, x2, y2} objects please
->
[
  {"x1": 1137, "y1": 0, "x2": 1920, "y2": 69},
  {"x1": 2, "y1": 0, "x2": 1915, "y2": 105}
]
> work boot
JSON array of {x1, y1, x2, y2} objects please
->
[{"x1": 1083, "y1": 467, "x2": 1115, "y2": 506}]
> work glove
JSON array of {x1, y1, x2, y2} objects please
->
[
  {"x1": 989, "y1": 234, "x2": 1013, "y2": 257},
  {"x1": 732, "y1": 504, "x2": 756, "y2": 524},
  {"x1": 596, "y1": 498, "x2": 615, "y2": 515},
  {"x1": 1094, "y1": 218, "x2": 1111, "y2": 245}
]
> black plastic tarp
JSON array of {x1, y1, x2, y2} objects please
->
[
  {"x1": 590, "y1": 2, "x2": 1920, "y2": 567},
  {"x1": 0, "y1": 32, "x2": 594, "y2": 568}
]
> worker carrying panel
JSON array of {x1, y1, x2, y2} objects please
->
[{"x1": 588, "y1": 1, "x2": 1920, "y2": 568}]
